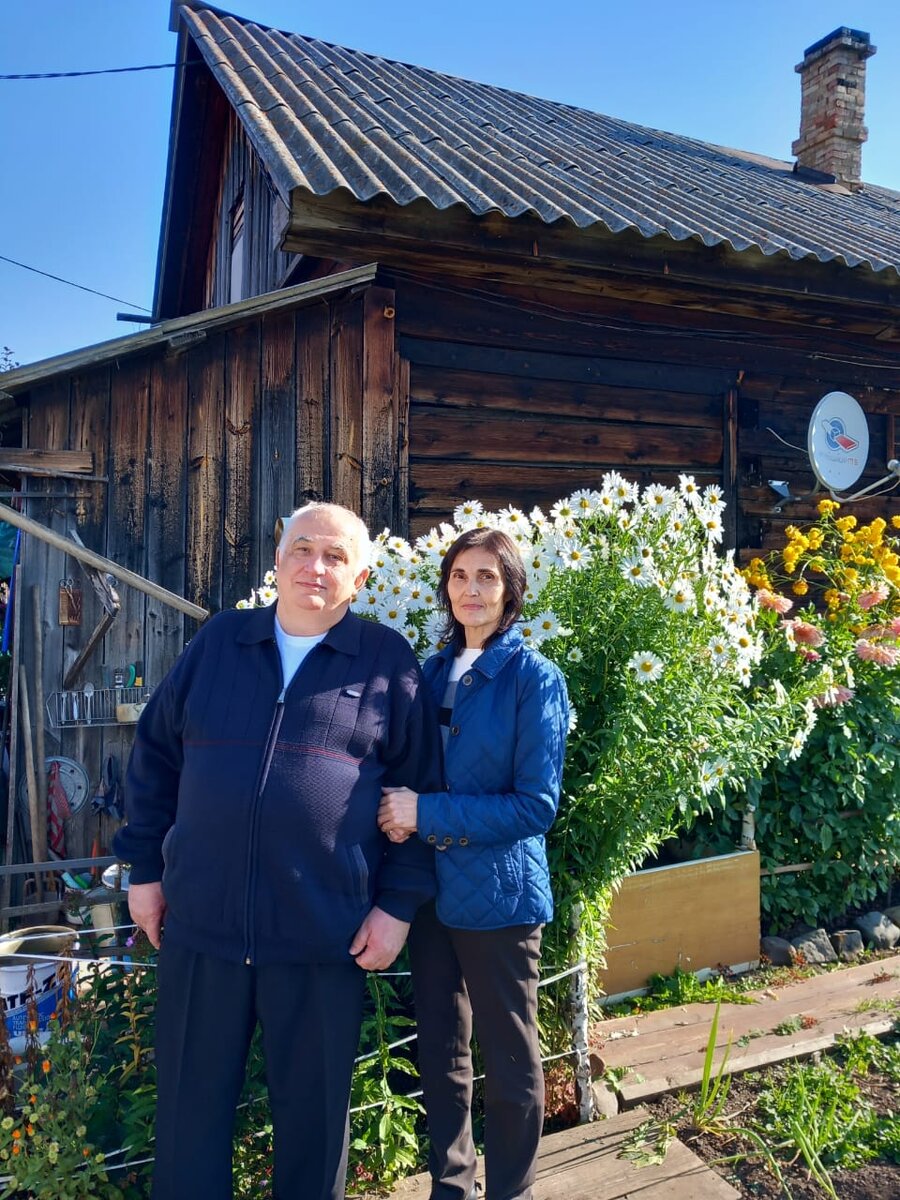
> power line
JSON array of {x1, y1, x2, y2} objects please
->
[
  {"x1": 0, "y1": 62, "x2": 185, "y2": 81},
  {"x1": 0, "y1": 254, "x2": 151, "y2": 311}
]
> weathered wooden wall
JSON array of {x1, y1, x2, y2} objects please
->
[
  {"x1": 12, "y1": 269, "x2": 900, "y2": 868},
  {"x1": 202, "y1": 110, "x2": 298, "y2": 309},
  {"x1": 15, "y1": 284, "x2": 398, "y2": 861},
  {"x1": 391, "y1": 276, "x2": 900, "y2": 545}
]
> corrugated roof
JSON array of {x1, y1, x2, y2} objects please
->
[{"x1": 176, "y1": 3, "x2": 900, "y2": 276}]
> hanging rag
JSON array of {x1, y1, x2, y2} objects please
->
[
  {"x1": 91, "y1": 754, "x2": 123, "y2": 821},
  {"x1": 47, "y1": 759, "x2": 71, "y2": 858}
]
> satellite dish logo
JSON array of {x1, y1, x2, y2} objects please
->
[{"x1": 822, "y1": 417, "x2": 860, "y2": 454}]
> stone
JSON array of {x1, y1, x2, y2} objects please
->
[
  {"x1": 761, "y1": 935, "x2": 794, "y2": 966},
  {"x1": 790, "y1": 928, "x2": 838, "y2": 965},
  {"x1": 829, "y1": 929, "x2": 864, "y2": 961},
  {"x1": 590, "y1": 1082, "x2": 620, "y2": 1119},
  {"x1": 882, "y1": 905, "x2": 900, "y2": 929},
  {"x1": 854, "y1": 912, "x2": 900, "y2": 950}
]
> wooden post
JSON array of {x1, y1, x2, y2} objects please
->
[
  {"x1": 1, "y1": 565, "x2": 23, "y2": 928},
  {"x1": 0, "y1": 502, "x2": 207, "y2": 621},
  {"x1": 18, "y1": 666, "x2": 42, "y2": 901},
  {"x1": 31, "y1": 586, "x2": 48, "y2": 862},
  {"x1": 568, "y1": 903, "x2": 594, "y2": 1123}
]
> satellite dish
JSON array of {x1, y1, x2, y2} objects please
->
[{"x1": 807, "y1": 392, "x2": 869, "y2": 492}]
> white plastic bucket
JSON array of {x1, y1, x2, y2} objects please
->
[{"x1": 0, "y1": 926, "x2": 77, "y2": 1041}]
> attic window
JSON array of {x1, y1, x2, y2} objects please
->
[{"x1": 230, "y1": 194, "x2": 245, "y2": 304}]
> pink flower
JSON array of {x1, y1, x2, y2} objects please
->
[
  {"x1": 890, "y1": 617, "x2": 900, "y2": 637},
  {"x1": 855, "y1": 639, "x2": 900, "y2": 666},
  {"x1": 858, "y1": 586, "x2": 889, "y2": 611},
  {"x1": 757, "y1": 588, "x2": 793, "y2": 614},
  {"x1": 790, "y1": 620, "x2": 825, "y2": 648},
  {"x1": 799, "y1": 649, "x2": 821, "y2": 662},
  {"x1": 813, "y1": 685, "x2": 855, "y2": 708}
]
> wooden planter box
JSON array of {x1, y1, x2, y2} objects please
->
[{"x1": 598, "y1": 849, "x2": 760, "y2": 1001}]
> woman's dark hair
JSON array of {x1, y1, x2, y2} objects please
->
[{"x1": 437, "y1": 527, "x2": 527, "y2": 651}]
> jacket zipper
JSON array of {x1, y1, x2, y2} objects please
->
[{"x1": 241, "y1": 684, "x2": 287, "y2": 965}]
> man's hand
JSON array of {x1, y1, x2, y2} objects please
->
[
  {"x1": 378, "y1": 786, "x2": 419, "y2": 841},
  {"x1": 128, "y1": 881, "x2": 167, "y2": 949},
  {"x1": 349, "y1": 906, "x2": 410, "y2": 971}
]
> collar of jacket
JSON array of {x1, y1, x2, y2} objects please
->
[
  {"x1": 433, "y1": 623, "x2": 524, "y2": 678},
  {"x1": 235, "y1": 604, "x2": 363, "y2": 656}
]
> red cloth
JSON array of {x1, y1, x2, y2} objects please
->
[{"x1": 46, "y1": 760, "x2": 70, "y2": 858}]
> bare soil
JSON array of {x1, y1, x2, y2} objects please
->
[{"x1": 637, "y1": 1060, "x2": 900, "y2": 1199}]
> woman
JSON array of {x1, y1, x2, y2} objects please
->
[{"x1": 378, "y1": 527, "x2": 569, "y2": 1200}]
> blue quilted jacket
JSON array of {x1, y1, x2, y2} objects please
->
[{"x1": 416, "y1": 626, "x2": 569, "y2": 930}]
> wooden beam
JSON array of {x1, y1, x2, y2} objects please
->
[
  {"x1": 282, "y1": 190, "x2": 900, "y2": 314},
  {"x1": 362, "y1": 287, "x2": 398, "y2": 533},
  {"x1": 0, "y1": 449, "x2": 94, "y2": 475},
  {"x1": 62, "y1": 611, "x2": 117, "y2": 690},
  {"x1": 0, "y1": 502, "x2": 208, "y2": 621},
  {"x1": 0, "y1": 264, "x2": 379, "y2": 395}
]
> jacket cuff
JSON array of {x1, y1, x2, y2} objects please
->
[{"x1": 374, "y1": 886, "x2": 431, "y2": 924}]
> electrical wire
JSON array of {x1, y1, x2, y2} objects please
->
[
  {"x1": 0, "y1": 63, "x2": 185, "y2": 81},
  {"x1": 0, "y1": 253, "x2": 151, "y2": 310}
]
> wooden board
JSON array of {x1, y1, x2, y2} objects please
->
[
  {"x1": 385, "y1": 1106, "x2": 739, "y2": 1199},
  {"x1": 595, "y1": 954, "x2": 900, "y2": 1107},
  {"x1": 599, "y1": 852, "x2": 760, "y2": 999}
]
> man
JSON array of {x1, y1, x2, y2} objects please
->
[{"x1": 114, "y1": 502, "x2": 440, "y2": 1200}]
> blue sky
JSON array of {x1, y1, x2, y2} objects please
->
[{"x1": 2, "y1": 0, "x2": 899, "y2": 368}]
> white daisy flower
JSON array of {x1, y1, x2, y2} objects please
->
[
  {"x1": 678, "y1": 474, "x2": 701, "y2": 506},
  {"x1": 708, "y1": 635, "x2": 730, "y2": 665},
  {"x1": 550, "y1": 498, "x2": 576, "y2": 525},
  {"x1": 703, "y1": 484, "x2": 725, "y2": 508},
  {"x1": 529, "y1": 506, "x2": 549, "y2": 531},
  {"x1": 664, "y1": 581, "x2": 695, "y2": 613},
  {"x1": 569, "y1": 488, "x2": 602, "y2": 516},
  {"x1": 597, "y1": 490, "x2": 619, "y2": 514},
  {"x1": 256, "y1": 586, "x2": 278, "y2": 606},
  {"x1": 453, "y1": 500, "x2": 484, "y2": 527},
  {"x1": 563, "y1": 544, "x2": 592, "y2": 570},
  {"x1": 627, "y1": 650, "x2": 664, "y2": 683},
  {"x1": 262, "y1": 569, "x2": 276, "y2": 587},
  {"x1": 567, "y1": 647, "x2": 584, "y2": 663},
  {"x1": 604, "y1": 472, "x2": 638, "y2": 504},
  {"x1": 699, "y1": 757, "x2": 729, "y2": 795},
  {"x1": 642, "y1": 483, "x2": 675, "y2": 516},
  {"x1": 698, "y1": 507, "x2": 724, "y2": 543},
  {"x1": 534, "y1": 610, "x2": 562, "y2": 639},
  {"x1": 567, "y1": 704, "x2": 579, "y2": 733},
  {"x1": 401, "y1": 626, "x2": 419, "y2": 646},
  {"x1": 620, "y1": 555, "x2": 656, "y2": 587}
]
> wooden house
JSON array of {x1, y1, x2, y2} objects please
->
[{"x1": 0, "y1": 6, "x2": 898, "y2": 868}]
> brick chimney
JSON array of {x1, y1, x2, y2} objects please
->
[{"x1": 792, "y1": 27, "x2": 876, "y2": 191}]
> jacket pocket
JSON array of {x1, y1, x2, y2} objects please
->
[
  {"x1": 493, "y1": 843, "x2": 524, "y2": 896},
  {"x1": 347, "y1": 843, "x2": 370, "y2": 907}
]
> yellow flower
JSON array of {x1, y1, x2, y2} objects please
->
[
  {"x1": 807, "y1": 529, "x2": 824, "y2": 549},
  {"x1": 835, "y1": 515, "x2": 857, "y2": 534},
  {"x1": 792, "y1": 580, "x2": 809, "y2": 596},
  {"x1": 892, "y1": 515, "x2": 900, "y2": 529},
  {"x1": 818, "y1": 498, "x2": 840, "y2": 515},
  {"x1": 807, "y1": 557, "x2": 826, "y2": 574}
]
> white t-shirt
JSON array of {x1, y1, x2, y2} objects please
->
[
  {"x1": 274, "y1": 618, "x2": 327, "y2": 687},
  {"x1": 448, "y1": 646, "x2": 483, "y2": 682}
]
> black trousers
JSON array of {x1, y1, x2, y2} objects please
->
[
  {"x1": 408, "y1": 903, "x2": 544, "y2": 1200},
  {"x1": 153, "y1": 942, "x2": 366, "y2": 1200}
]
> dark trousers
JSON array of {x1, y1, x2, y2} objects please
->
[
  {"x1": 153, "y1": 942, "x2": 366, "y2": 1200},
  {"x1": 408, "y1": 903, "x2": 544, "y2": 1200}
]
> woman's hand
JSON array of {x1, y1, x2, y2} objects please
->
[{"x1": 378, "y1": 786, "x2": 419, "y2": 843}]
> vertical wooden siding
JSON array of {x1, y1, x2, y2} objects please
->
[{"x1": 18, "y1": 288, "x2": 393, "y2": 859}]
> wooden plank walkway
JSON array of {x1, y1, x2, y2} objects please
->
[
  {"x1": 594, "y1": 954, "x2": 900, "y2": 1106},
  {"x1": 387, "y1": 1107, "x2": 739, "y2": 1199}
]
